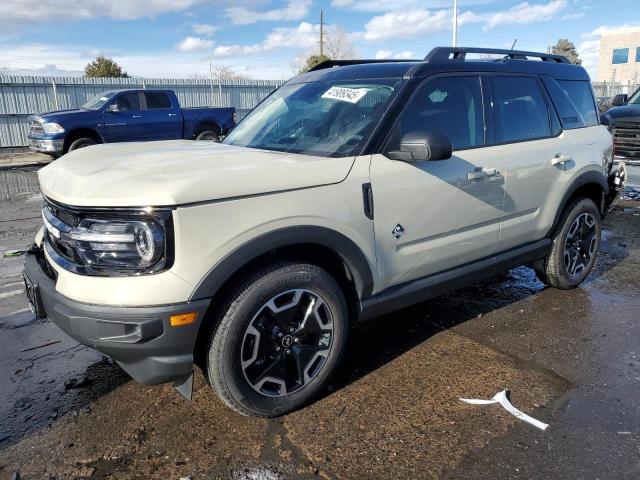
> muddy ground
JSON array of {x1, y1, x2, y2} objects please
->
[{"x1": 0, "y1": 164, "x2": 639, "y2": 479}]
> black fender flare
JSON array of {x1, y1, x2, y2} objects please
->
[
  {"x1": 548, "y1": 169, "x2": 608, "y2": 236},
  {"x1": 189, "y1": 226, "x2": 375, "y2": 301}
]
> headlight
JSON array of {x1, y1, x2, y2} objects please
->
[
  {"x1": 42, "y1": 122, "x2": 65, "y2": 134},
  {"x1": 42, "y1": 202, "x2": 173, "y2": 276}
]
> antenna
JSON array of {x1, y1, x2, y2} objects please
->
[
  {"x1": 319, "y1": 10, "x2": 325, "y2": 57},
  {"x1": 511, "y1": 38, "x2": 518, "y2": 50},
  {"x1": 452, "y1": 0, "x2": 458, "y2": 47}
]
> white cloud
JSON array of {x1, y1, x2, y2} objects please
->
[
  {"x1": 224, "y1": 0, "x2": 312, "y2": 26},
  {"x1": 176, "y1": 36, "x2": 214, "y2": 53},
  {"x1": 0, "y1": 0, "x2": 204, "y2": 25},
  {"x1": 482, "y1": 0, "x2": 566, "y2": 30},
  {"x1": 192, "y1": 23, "x2": 217, "y2": 36},
  {"x1": 212, "y1": 22, "x2": 319, "y2": 58},
  {"x1": 363, "y1": 9, "x2": 450, "y2": 41},
  {"x1": 333, "y1": 0, "x2": 495, "y2": 12},
  {"x1": 561, "y1": 12, "x2": 584, "y2": 20},
  {"x1": 375, "y1": 50, "x2": 415, "y2": 59}
]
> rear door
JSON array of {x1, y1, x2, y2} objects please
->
[
  {"x1": 490, "y1": 75, "x2": 571, "y2": 250},
  {"x1": 100, "y1": 92, "x2": 146, "y2": 142},
  {"x1": 142, "y1": 91, "x2": 182, "y2": 140},
  {"x1": 371, "y1": 74, "x2": 506, "y2": 291}
]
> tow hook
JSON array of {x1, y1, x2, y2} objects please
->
[{"x1": 605, "y1": 161, "x2": 627, "y2": 213}]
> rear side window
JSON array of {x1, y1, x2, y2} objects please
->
[
  {"x1": 492, "y1": 76, "x2": 551, "y2": 143},
  {"x1": 389, "y1": 76, "x2": 485, "y2": 151},
  {"x1": 144, "y1": 92, "x2": 172, "y2": 109}
]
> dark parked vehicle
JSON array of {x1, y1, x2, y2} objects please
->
[
  {"x1": 600, "y1": 89, "x2": 640, "y2": 165},
  {"x1": 27, "y1": 89, "x2": 236, "y2": 156}
]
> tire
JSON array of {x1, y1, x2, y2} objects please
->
[
  {"x1": 207, "y1": 262, "x2": 348, "y2": 417},
  {"x1": 535, "y1": 197, "x2": 601, "y2": 289},
  {"x1": 68, "y1": 137, "x2": 97, "y2": 152},
  {"x1": 196, "y1": 130, "x2": 220, "y2": 142}
]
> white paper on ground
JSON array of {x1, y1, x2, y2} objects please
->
[{"x1": 459, "y1": 389, "x2": 549, "y2": 431}]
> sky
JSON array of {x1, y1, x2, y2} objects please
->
[{"x1": 0, "y1": 0, "x2": 639, "y2": 80}]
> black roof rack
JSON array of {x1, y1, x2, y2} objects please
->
[
  {"x1": 425, "y1": 47, "x2": 569, "y2": 64},
  {"x1": 308, "y1": 59, "x2": 420, "y2": 72}
]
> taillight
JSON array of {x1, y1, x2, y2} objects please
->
[{"x1": 233, "y1": 112, "x2": 237, "y2": 124}]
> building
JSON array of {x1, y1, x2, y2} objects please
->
[{"x1": 597, "y1": 26, "x2": 640, "y2": 90}]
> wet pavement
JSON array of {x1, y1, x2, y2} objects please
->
[{"x1": 0, "y1": 165, "x2": 639, "y2": 479}]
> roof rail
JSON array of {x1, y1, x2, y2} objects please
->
[
  {"x1": 425, "y1": 47, "x2": 570, "y2": 64},
  {"x1": 308, "y1": 59, "x2": 420, "y2": 72}
]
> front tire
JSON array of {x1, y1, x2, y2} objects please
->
[
  {"x1": 207, "y1": 262, "x2": 348, "y2": 417},
  {"x1": 68, "y1": 137, "x2": 97, "y2": 152},
  {"x1": 535, "y1": 197, "x2": 601, "y2": 289}
]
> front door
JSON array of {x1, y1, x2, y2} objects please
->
[
  {"x1": 371, "y1": 75, "x2": 505, "y2": 292},
  {"x1": 100, "y1": 92, "x2": 146, "y2": 143}
]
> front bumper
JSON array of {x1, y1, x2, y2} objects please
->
[
  {"x1": 23, "y1": 248, "x2": 211, "y2": 386},
  {"x1": 28, "y1": 138, "x2": 64, "y2": 154}
]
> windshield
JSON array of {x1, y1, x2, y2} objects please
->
[
  {"x1": 223, "y1": 79, "x2": 403, "y2": 157},
  {"x1": 81, "y1": 91, "x2": 117, "y2": 110}
]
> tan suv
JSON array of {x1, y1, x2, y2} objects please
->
[{"x1": 24, "y1": 47, "x2": 625, "y2": 417}]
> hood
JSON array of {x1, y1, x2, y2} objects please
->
[
  {"x1": 38, "y1": 140, "x2": 356, "y2": 207},
  {"x1": 601, "y1": 104, "x2": 640, "y2": 125},
  {"x1": 32, "y1": 109, "x2": 89, "y2": 122}
]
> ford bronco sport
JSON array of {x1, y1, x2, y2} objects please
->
[{"x1": 24, "y1": 47, "x2": 625, "y2": 417}]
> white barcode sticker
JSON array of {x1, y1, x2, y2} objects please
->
[{"x1": 321, "y1": 86, "x2": 367, "y2": 104}]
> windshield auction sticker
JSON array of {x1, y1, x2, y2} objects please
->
[{"x1": 321, "y1": 86, "x2": 367, "y2": 104}]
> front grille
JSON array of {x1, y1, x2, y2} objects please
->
[
  {"x1": 42, "y1": 201, "x2": 80, "y2": 265},
  {"x1": 29, "y1": 119, "x2": 44, "y2": 135},
  {"x1": 612, "y1": 124, "x2": 640, "y2": 158}
]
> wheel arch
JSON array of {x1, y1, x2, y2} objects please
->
[
  {"x1": 63, "y1": 128, "x2": 103, "y2": 152},
  {"x1": 193, "y1": 120, "x2": 221, "y2": 139},
  {"x1": 548, "y1": 170, "x2": 608, "y2": 236}
]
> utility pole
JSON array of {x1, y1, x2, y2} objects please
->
[
  {"x1": 319, "y1": 10, "x2": 325, "y2": 57},
  {"x1": 452, "y1": 0, "x2": 458, "y2": 47}
]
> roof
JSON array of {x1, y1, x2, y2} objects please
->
[{"x1": 289, "y1": 46, "x2": 590, "y2": 85}]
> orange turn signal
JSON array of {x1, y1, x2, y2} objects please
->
[{"x1": 170, "y1": 312, "x2": 198, "y2": 327}]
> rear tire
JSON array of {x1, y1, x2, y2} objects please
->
[
  {"x1": 535, "y1": 197, "x2": 601, "y2": 289},
  {"x1": 68, "y1": 137, "x2": 97, "y2": 152},
  {"x1": 207, "y1": 262, "x2": 348, "y2": 417},
  {"x1": 196, "y1": 130, "x2": 220, "y2": 142}
]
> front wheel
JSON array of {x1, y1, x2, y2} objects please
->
[
  {"x1": 67, "y1": 137, "x2": 97, "y2": 152},
  {"x1": 207, "y1": 262, "x2": 348, "y2": 417},
  {"x1": 535, "y1": 197, "x2": 601, "y2": 289}
]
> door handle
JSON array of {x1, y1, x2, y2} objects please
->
[
  {"x1": 468, "y1": 167, "x2": 501, "y2": 181},
  {"x1": 132, "y1": 115, "x2": 142, "y2": 119},
  {"x1": 551, "y1": 154, "x2": 573, "y2": 168},
  {"x1": 168, "y1": 113, "x2": 178, "y2": 117}
]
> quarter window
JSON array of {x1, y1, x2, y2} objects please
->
[
  {"x1": 144, "y1": 92, "x2": 172, "y2": 109},
  {"x1": 389, "y1": 76, "x2": 485, "y2": 151},
  {"x1": 557, "y1": 81, "x2": 598, "y2": 127},
  {"x1": 492, "y1": 76, "x2": 551, "y2": 143},
  {"x1": 612, "y1": 48, "x2": 629, "y2": 64}
]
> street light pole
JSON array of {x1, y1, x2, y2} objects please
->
[{"x1": 452, "y1": 0, "x2": 458, "y2": 47}]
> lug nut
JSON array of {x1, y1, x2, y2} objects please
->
[
  {"x1": 294, "y1": 337, "x2": 300, "y2": 343},
  {"x1": 286, "y1": 349, "x2": 291, "y2": 354},
  {"x1": 289, "y1": 327, "x2": 295, "y2": 333},
  {"x1": 277, "y1": 332, "x2": 283, "y2": 338},
  {"x1": 275, "y1": 346, "x2": 281, "y2": 352}
]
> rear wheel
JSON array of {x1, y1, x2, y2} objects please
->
[
  {"x1": 535, "y1": 197, "x2": 601, "y2": 289},
  {"x1": 68, "y1": 137, "x2": 97, "y2": 152},
  {"x1": 207, "y1": 262, "x2": 348, "y2": 417},
  {"x1": 196, "y1": 130, "x2": 220, "y2": 142}
]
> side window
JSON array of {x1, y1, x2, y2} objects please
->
[
  {"x1": 144, "y1": 92, "x2": 172, "y2": 109},
  {"x1": 557, "y1": 80, "x2": 598, "y2": 127},
  {"x1": 389, "y1": 76, "x2": 484, "y2": 151},
  {"x1": 492, "y1": 76, "x2": 551, "y2": 143},
  {"x1": 113, "y1": 92, "x2": 140, "y2": 111}
]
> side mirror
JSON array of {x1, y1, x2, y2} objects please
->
[
  {"x1": 106, "y1": 103, "x2": 119, "y2": 112},
  {"x1": 612, "y1": 94, "x2": 628, "y2": 107},
  {"x1": 386, "y1": 130, "x2": 453, "y2": 162}
]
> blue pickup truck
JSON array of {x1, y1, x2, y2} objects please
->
[{"x1": 27, "y1": 89, "x2": 236, "y2": 156}]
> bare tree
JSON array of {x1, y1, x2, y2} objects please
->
[
  {"x1": 211, "y1": 64, "x2": 251, "y2": 81},
  {"x1": 325, "y1": 25, "x2": 356, "y2": 60}
]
